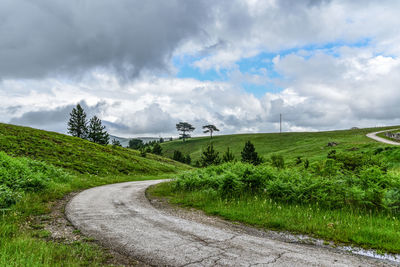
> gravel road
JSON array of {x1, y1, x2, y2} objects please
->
[
  {"x1": 65, "y1": 180, "x2": 396, "y2": 266},
  {"x1": 366, "y1": 129, "x2": 400, "y2": 145}
]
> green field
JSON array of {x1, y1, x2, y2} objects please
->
[
  {"x1": 2, "y1": 122, "x2": 400, "y2": 264},
  {"x1": 162, "y1": 126, "x2": 400, "y2": 165},
  {"x1": 0, "y1": 123, "x2": 189, "y2": 266},
  {"x1": 152, "y1": 126, "x2": 400, "y2": 254}
]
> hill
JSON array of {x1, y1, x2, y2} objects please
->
[
  {"x1": 0, "y1": 123, "x2": 188, "y2": 175},
  {"x1": 161, "y1": 126, "x2": 400, "y2": 166}
]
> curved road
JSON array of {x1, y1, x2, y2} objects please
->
[
  {"x1": 366, "y1": 129, "x2": 400, "y2": 145},
  {"x1": 66, "y1": 180, "x2": 393, "y2": 266}
]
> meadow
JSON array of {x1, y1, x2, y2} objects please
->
[{"x1": 161, "y1": 126, "x2": 400, "y2": 166}]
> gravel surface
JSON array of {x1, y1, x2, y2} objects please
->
[
  {"x1": 66, "y1": 180, "x2": 396, "y2": 266},
  {"x1": 366, "y1": 129, "x2": 400, "y2": 145}
]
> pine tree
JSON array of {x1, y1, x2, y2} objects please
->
[
  {"x1": 202, "y1": 124, "x2": 219, "y2": 139},
  {"x1": 222, "y1": 147, "x2": 235, "y2": 162},
  {"x1": 173, "y1": 150, "x2": 185, "y2": 162},
  {"x1": 184, "y1": 154, "x2": 191, "y2": 165},
  {"x1": 152, "y1": 143, "x2": 162, "y2": 155},
  {"x1": 176, "y1": 122, "x2": 195, "y2": 142},
  {"x1": 112, "y1": 139, "x2": 122, "y2": 147},
  {"x1": 87, "y1": 116, "x2": 109, "y2": 145},
  {"x1": 241, "y1": 141, "x2": 262, "y2": 165},
  {"x1": 200, "y1": 143, "x2": 220, "y2": 167},
  {"x1": 68, "y1": 104, "x2": 88, "y2": 139}
]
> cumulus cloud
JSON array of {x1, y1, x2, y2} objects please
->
[{"x1": 1, "y1": 0, "x2": 400, "y2": 136}]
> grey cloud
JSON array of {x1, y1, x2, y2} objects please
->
[
  {"x1": 110, "y1": 103, "x2": 176, "y2": 135},
  {"x1": 0, "y1": 0, "x2": 213, "y2": 79},
  {"x1": 9, "y1": 100, "x2": 108, "y2": 133}
]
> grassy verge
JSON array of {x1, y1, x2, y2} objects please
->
[
  {"x1": 0, "y1": 172, "x2": 175, "y2": 266},
  {"x1": 149, "y1": 182, "x2": 400, "y2": 254}
]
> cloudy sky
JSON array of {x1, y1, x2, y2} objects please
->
[{"x1": 1, "y1": 0, "x2": 400, "y2": 137}]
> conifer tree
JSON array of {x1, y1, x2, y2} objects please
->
[
  {"x1": 173, "y1": 150, "x2": 185, "y2": 162},
  {"x1": 152, "y1": 143, "x2": 162, "y2": 155},
  {"x1": 202, "y1": 124, "x2": 219, "y2": 139},
  {"x1": 200, "y1": 143, "x2": 220, "y2": 167},
  {"x1": 222, "y1": 147, "x2": 235, "y2": 162},
  {"x1": 241, "y1": 141, "x2": 262, "y2": 165},
  {"x1": 68, "y1": 104, "x2": 88, "y2": 139},
  {"x1": 87, "y1": 116, "x2": 109, "y2": 145}
]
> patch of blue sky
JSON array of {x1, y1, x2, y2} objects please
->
[{"x1": 173, "y1": 37, "x2": 372, "y2": 96}]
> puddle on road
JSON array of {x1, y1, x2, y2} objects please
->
[{"x1": 279, "y1": 231, "x2": 400, "y2": 264}]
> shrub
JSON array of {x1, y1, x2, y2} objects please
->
[
  {"x1": 0, "y1": 152, "x2": 72, "y2": 208},
  {"x1": 271, "y1": 155, "x2": 284, "y2": 169}
]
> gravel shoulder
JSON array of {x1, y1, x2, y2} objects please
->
[
  {"x1": 65, "y1": 180, "x2": 396, "y2": 266},
  {"x1": 366, "y1": 129, "x2": 400, "y2": 145}
]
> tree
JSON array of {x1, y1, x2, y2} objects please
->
[
  {"x1": 152, "y1": 143, "x2": 162, "y2": 155},
  {"x1": 112, "y1": 139, "x2": 122, "y2": 147},
  {"x1": 202, "y1": 124, "x2": 219, "y2": 139},
  {"x1": 173, "y1": 150, "x2": 185, "y2": 162},
  {"x1": 128, "y1": 139, "x2": 143, "y2": 150},
  {"x1": 184, "y1": 154, "x2": 191, "y2": 165},
  {"x1": 159, "y1": 137, "x2": 164, "y2": 143},
  {"x1": 176, "y1": 122, "x2": 195, "y2": 142},
  {"x1": 222, "y1": 147, "x2": 235, "y2": 162},
  {"x1": 241, "y1": 141, "x2": 262, "y2": 165},
  {"x1": 200, "y1": 143, "x2": 221, "y2": 167},
  {"x1": 68, "y1": 104, "x2": 88, "y2": 139},
  {"x1": 87, "y1": 116, "x2": 109, "y2": 145}
]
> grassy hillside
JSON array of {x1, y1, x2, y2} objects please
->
[
  {"x1": 0, "y1": 123, "x2": 188, "y2": 175},
  {"x1": 0, "y1": 123, "x2": 190, "y2": 266},
  {"x1": 162, "y1": 126, "x2": 400, "y2": 165}
]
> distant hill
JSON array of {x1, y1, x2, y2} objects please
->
[
  {"x1": 161, "y1": 126, "x2": 400, "y2": 165},
  {"x1": 0, "y1": 123, "x2": 189, "y2": 175}
]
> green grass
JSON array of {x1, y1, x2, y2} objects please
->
[
  {"x1": 0, "y1": 123, "x2": 188, "y2": 175},
  {"x1": 0, "y1": 123, "x2": 189, "y2": 266},
  {"x1": 149, "y1": 182, "x2": 400, "y2": 253},
  {"x1": 161, "y1": 126, "x2": 400, "y2": 164}
]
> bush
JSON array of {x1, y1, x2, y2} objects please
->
[
  {"x1": 172, "y1": 156, "x2": 399, "y2": 212},
  {"x1": 0, "y1": 152, "x2": 72, "y2": 208},
  {"x1": 271, "y1": 155, "x2": 284, "y2": 169}
]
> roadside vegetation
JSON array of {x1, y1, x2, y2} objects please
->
[
  {"x1": 0, "y1": 123, "x2": 189, "y2": 265},
  {"x1": 150, "y1": 127, "x2": 400, "y2": 253}
]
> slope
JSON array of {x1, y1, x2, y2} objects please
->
[
  {"x1": 161, "y1": 126, "x2": 400, "y2": 165},
  {"x1": 0, "y1": 123, "x2": 188, "y2": 175}
]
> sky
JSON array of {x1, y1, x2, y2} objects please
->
[{"x1": 1, "y1": 0, "x2": 400, "y2": 137}]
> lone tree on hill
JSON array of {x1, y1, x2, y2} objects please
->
[
  {"x1": 200, "y1": 143, "x2": 221, "y2": 167},
  {"x1": 87, "y1": 116, "x2": 109, "y2": 145},
  {"x1": 68, "y1": 104, "x2": 88, "y2": 139},
  {"x1": 202, "y1": 124, "x2": 219, "y2": 139},
  {"x1": 176, "y1": 122, "x2": 195, "y2": 142},
  {"x1": 241, "y1": 141, "x2": 262, "y2": 165}
]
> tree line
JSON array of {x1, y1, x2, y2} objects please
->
[
  {"x1": 67, "y1": 104, "x2": 164, "y2": 156},
  {"x1": 172, "y1": 140, "x2": 268, "y2": 168}
]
